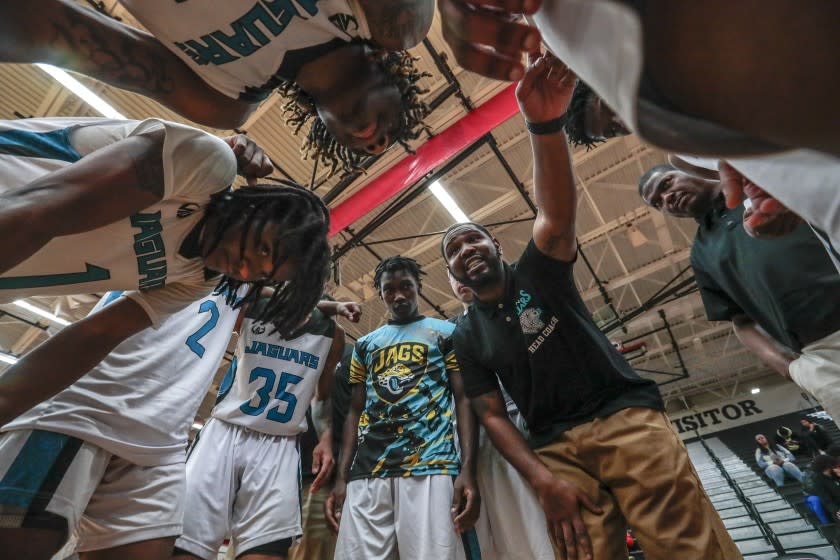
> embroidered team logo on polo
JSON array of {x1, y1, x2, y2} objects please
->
[{"x1": 520, "y1": 307, "x2": 545, "y2": 335}]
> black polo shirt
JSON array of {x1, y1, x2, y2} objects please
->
[
  {"x1": 453, "y1": 240, "x2": 663, "y2": 449},
  {"x1": 690, "y1": 198, "x2": 840, "y2": 352}
]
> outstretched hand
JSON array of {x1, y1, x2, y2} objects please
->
[
  {"x1": 336, "y1": 302, "x2": 362, "y2": 323},
  {"x1": 223, "y1": 134, "x2": 274, "y2": 185},
  {"x1": 438, "y1": 0, "x2": 542, "y2": 81},
  {"x1": 515, "y1": 52, "x2": 576, "y2": 124}
]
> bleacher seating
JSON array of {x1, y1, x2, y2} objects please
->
[{"x1": 681, "y1": 409, "x2": 840, "y2": 559}]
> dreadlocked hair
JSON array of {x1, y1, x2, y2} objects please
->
[
  {"x1": 278, "y1": 49, "x2": 431, "y2": 175},
  {"x1": 202, "y1": 182, "x2": 331, "y2": 338},
  {"x1": 564, "y1": 79, "x2": 602, "y2": 150},
  {"x1": 373, "y1": 255, "x2": 426, "y2": 293}
]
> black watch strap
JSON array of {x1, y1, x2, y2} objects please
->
[{"x1": 525, "y1": 116, "x2": 566, "y2": 135}]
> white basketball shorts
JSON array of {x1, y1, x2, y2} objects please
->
[
  {"x1": 0, "y1": 429, "x2": 184, "y2": 553},
  {"x1": 174, "y1": 418, "x2": 302, "y2": 560}
]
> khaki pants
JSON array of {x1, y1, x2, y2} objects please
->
[
  {"x1": 535, "y1": 407, "x2": 742, "y2": 560},
  {"x1": 288, "y1": 484, "x2": 336, "y2": 560}
]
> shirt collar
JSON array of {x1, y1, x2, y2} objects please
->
[
  {"x1": 473, "y1": 263, "x2": 515, "y2": 317},
  {"x1": 698, "y1": 194, "x2": 728, "y2": 228},
  {"x1": 387, "y1": 314, "x2": 426, "y2": 326}
]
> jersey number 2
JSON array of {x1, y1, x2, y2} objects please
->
[
  {"x1": 239, "y1": 367, "x2": 303, "y2": 423},
  {"x1": 185, "y1": 300, "x2": 219, "y2": 358}
]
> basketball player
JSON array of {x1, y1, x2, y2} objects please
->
[
  {"x1": 0, "y1": 289, "x2": 356, "y2": 560},
  {"x1": 0, "y1": 286, "x2": 246, "y2": 560},
  {"x1": 328, "y1": 256, "x2": 480, "y2": 560},
  {"x1": 0, "y1": 116, "x2": 331, "y2": 425},
  {"x1": 0, "y1": 0, "x2": 434, "y2": 170},
  {"x1": 172, "y1": 301, "x2": 345, "y2": 560}
]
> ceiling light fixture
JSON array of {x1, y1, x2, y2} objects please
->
[
  {"x1": 429, "y1": 180, "x2": 470, "y2": 224},
  {"x1": 751, "y1": 387, "x2": 760, "y2": 394},
  {"x1": 0, "y1": 351, "x2": 18, "y2": 365},
  {"x1": 13, "y1": 299, "x2": 71, "y2": 326},
  {"x1": 626, "y1": 224, "x2": 648, "y2": 248},
  {"x1": 36, "y1": 64, "x2": 126, "y2": 119}
]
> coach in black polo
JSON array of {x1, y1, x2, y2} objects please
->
[{"x1": 441, "y1": 52, "x2": 741, "y2": 560}]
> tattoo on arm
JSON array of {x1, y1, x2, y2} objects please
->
[
  {"x1": 129, "y1": 129, "x2": 166, "y2": 199},
  {"x1": 49, "y1": 4, "x2": 176, "y2": 96}
]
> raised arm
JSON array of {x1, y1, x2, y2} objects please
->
[
  {"x1": 516, "y1": 53, "x2": 579, "y2": 261},
  {"x1": 359, "y1": 0, "x2": 434, "y2": 50},
  {"x1": 316, "y1": 301, "x2": 362, "y2": 324},
  {"x1": 0, "y1": 0, "x2": 255, "y2": 128},
  {"x1": 0, "y1": 297, "x2": 152, "y2": 425}
]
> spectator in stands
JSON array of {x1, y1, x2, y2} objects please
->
[
  {"x1": 801, "y1": 418, "x2": 834, "y2": 455},
  {"x1": 807, "y1": 455, "x2": 840, "y2": 523},
  {"x1": 755, "y1": 434, "x2": 804, "y2": 486},
  {"x1": 775, "y1": 426, "x2": 804, "y2": 455}
]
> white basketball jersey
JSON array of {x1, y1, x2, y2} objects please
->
[
  {"x1": 0, "y1": 117, "x2": 236, "y2": 325},
  {"x1": 120, "y1": 0, "x2": 371, "y2": 101},
  {"x1": 2, "y1": 284, "x2": 245, "y2": 466},
  {"x1": 212, "y1": 310, "x2": 335, "y2": 436}
]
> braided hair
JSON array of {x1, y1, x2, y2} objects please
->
[
  {"x1": 201, "y1": 182, "x2": 331, "y2": 337},
  {"x1": 278, "y1": 49, "x2": 431, "y2": 175},
  {"x1": 563, "y1": 80, "x2": 601, "y2": 150},
  {"x1": 373, "y1": 255, "x2": 425, "y2": 293}
]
